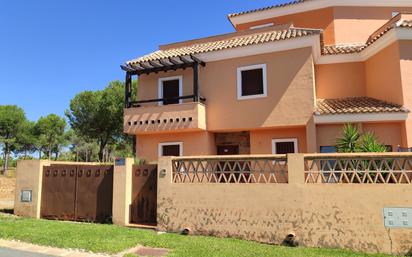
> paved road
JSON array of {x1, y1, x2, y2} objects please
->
[{"x1": 0, "y1": 247, "x2": 55, "y2": 257}]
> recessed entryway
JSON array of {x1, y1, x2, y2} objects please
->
[{"x1": 215, "y1": 132, "x2": 250, "y2": 155}]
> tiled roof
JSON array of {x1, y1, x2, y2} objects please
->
[
  {"x1": 366, "y1": 16, "x2": 412, "y2": 47},
  {"x1": 315, "y1": 97, "x2": 408, "y2": 115},
  {"x1": 127, "y1": 28, "x2": 320, "y2": 65},
  {"x1": 228, "y1": 0, "x2": 307, "y2": 18},
  {"x1": 398, "y1": 20, "x2": 412, "y2": 28},
  {"x1": 322, "y1": 44, "x2": 366, "y2": 55}
]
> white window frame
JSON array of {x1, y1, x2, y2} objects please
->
[
  {"x1": 250, "y1": 23, "x2": 274, "y2": 29},
  {"x1": 272, "y1": 138, "x2": 298, "y2": 154},
  {"x1": 237, "y1": 64, "x2": 267, "y2": 100},
  {"x1": 158, "y1": 142, "x2": 183, "y2": 157},
  {"x1": 158, "y1": 75, "x2": 183, "y2": 106}
]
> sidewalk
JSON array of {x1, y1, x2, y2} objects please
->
[{"x1": 0, "y1": 240, "x2": 111, "y2": 257}]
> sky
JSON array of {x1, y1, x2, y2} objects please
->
[{"x1": 0, "y1": 0, "x2": 285, "y2": 121}]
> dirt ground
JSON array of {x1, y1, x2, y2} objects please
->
[{"x1": 0, "y1": 176, "x2": 15, "y2": 209}]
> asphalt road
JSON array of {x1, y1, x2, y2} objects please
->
[{"x1": 0, "y1": 247, "x2": 55, "y2": 257}]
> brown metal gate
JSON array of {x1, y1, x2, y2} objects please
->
[
  {"x1": 40, "y1": 164, "x2": 113, "y2": 223},
  {"x1": 130, "y1": 164, "x2": 157, "y2": 225}
]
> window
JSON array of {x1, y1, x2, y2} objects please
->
[
  {"x1": 237, "y1": 64, "x2": 267, "y2": 100},
  {"x1": 158, "y1": 142, "x2": 183, "y2": 157},
  {"x1": 158, "y1": 76, "x2": 182, "y2": 105},
  {"x1": 272, "y1": 139, "x2": 298, "y2": 154},
  {"x1": 392, "y1": 12, "x2": 400, "y2": 18},
  {"x1": 385, "y1": 145, "x2": 393, "y2": 152},
  {"x1": 320, "y1": 146, "x2": 337, "y2": 153}
]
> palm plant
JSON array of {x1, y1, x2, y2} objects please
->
[
  {"x1": 336, "y1": 124, "x2": 361, "y2": 153},
  {"x1": 359, "y1": 132, "x2": 387, "y2": 153}
]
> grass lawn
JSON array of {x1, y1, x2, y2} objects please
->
[{"x1": 0, "y1": 214, "x2": 391, "y2": 257}]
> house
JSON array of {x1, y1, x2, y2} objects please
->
[{"x1": 122, "y1": 0, "x2": 412, "y2": 162}]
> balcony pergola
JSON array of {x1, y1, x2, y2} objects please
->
[{"x1": 121, "y1": 55, "x2": 206, "y2": 108}]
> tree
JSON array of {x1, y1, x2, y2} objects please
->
[
  {"x1": 15, "y1": 120, "x2": 37, "y2": 158},
  {"x1": 336, "y1": 123, "x2": 386, "y2": 153},
  {"x1": 66, "y1": 80, "x2": 129, "y2": 161},
  {"x1": 35, "y1": 114, "x2": 67, "y2": 160},
  {"x1": 0, "y1": 105, "x2": 27, "y2": 173}
]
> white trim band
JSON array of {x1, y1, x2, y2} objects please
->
[{"x1": 314, "y1": 113, "x2": 409, "y2": 124}]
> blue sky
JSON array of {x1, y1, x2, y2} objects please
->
[{"x1": 0, "y1": 0, "x2": 285, "y2": 121}]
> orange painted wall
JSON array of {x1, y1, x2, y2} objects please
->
[
  {"x1": 316, "y1": 123, "x2": 404, "y2": 152},
  {"x1": 315, "y1": 62, "x2": 366, "y2": 99},
  {"x1": 362, "y1": 123, "x2": 403, "y2": 151},
  {"x1": 237, "y1": 8, "x2": 336, "y2": 45},
  {"x1": 316, "y1": 124, "x2": 343, "y2": 151},
  {"x1": 138, "y1": 68, "x2": 194, "y2": 107},
  {"x1": 250, "y1": 127, "x2": 307, "y2": 153},
  {"x1": 399, "y1": 40, "x2": 412, "y2": 147},
  {"x1": 203, "y1": 47, "x2": 315, "y2": 131},
  {"x1": 138, "y1": 47, "x2": 315, "y2": 132},
  {"x1": 236, "y1": 6, "x2": 412, "y2": 45},
  {"x1": 136, "y1": 131, "x2": 215, "y2": 162},
  {"x1": 333, "y1": 7, "x2": 412, "y2": 44},
  {"x1": 365, "y1": 42, "x2": 403, "y2": 105}
]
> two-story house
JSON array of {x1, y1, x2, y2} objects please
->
[{"x1": 122, "y1": 0, "x2": 412, "y2": 162}]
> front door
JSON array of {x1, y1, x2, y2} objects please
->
[
  {"x1": 217, "y1": 145, "x2": 239, "y2": 155},
  {"x1": 217, "y1": 145, "x2": 240, "y2": 183},
  {"x1": 162, "y1": 79, "x2": 180, "y2": 105},
  {"x1": 130, "y1": 164, "x2": 158, "y2": 225}
]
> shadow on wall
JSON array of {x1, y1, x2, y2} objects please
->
[{"x1": 0, "y1": 209, "x2": 14, "y2": 215}]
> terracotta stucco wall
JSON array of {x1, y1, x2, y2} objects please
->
[
  {"x1": 399, "y1": 40, "x2": 412, "y2": 147},
  {"x1": 138, "y1": 47, "x2": 315, "y2": 132},
  {"x1": 136, "y1": 131, "x2": 215, "y2": 162},
  {"x1": 203, "y1": 47, "x2": 315, "y2": 131},
  {"x1": 236, "y1": 6, "x2": 412, "y2": 45},
  {"x1": 250, "y1": 127, "x2": 307, "y2": 153},
  {"x1": 315, "y1": 62, "x2": 366, "y2": 99},
  {"x1": 316, "y1": 123, "x2": 404, "y2": 152},
  {"x1": 333, "y1": 7, "x2": 412, "y2": 44},
  {"x1": 365, "y1": 42, "x2": 403, "y2": 105},
  {"x1": 138, "y1": 68, "x2": 194, "y2": 106},
  {"x1": 236, "y1": 8, "x2": 335, "y2": 45},
  {"x1": 157, "y1": 154, "x2": 412, "y2": 255}
]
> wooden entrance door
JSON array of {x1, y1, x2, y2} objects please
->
[
  {"x1": 217, "y1": 145, "x2": 240, "y2": 183},
  {"x1": 130, "y1": 164, "x2": 158, "y2": 225},
  {"x1": 40, "y1": 164, "x2": 113, "y2": 223},
  {"x1": 217, "y1": 145, "x2": 239, "y2": 155}
]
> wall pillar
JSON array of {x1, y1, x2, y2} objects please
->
[
  {"x1": 287, "y1": 154, "x2": 305, "y2": 185},
  {"x1": 157, "y1": 156, "x2": 173, "y2": 231},
  {"x1": 112, "y1": 158, "x2": 134, "y2": 226},
  {"x1": 306, "y1": 117, "x2": 317, "y2": 153},
  {"x1": 14, "y1": 160, "x2": 50, "y2": 218}
]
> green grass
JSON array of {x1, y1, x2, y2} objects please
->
[{"x1": 0, "y1": 214, "x2": 391, "y2": 257}]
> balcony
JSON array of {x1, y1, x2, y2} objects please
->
[{"x1": 124, "y1": 101, "x2": 206, "y2": 134}]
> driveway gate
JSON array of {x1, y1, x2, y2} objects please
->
[
  {"x1": 130, "y1": 164, "x2": 157, "y2": 225},
  {"x1": 40, "y1": 164, "x2": 113, "y2": 223}
]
